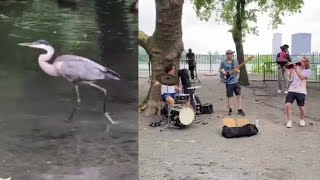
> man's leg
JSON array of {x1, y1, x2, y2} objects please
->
[
  {"x1": 278, "y1": 67, "x2": 283, "y2": 93},
  {"x1": 234, "y1": 83, "x2": 245, "y2": 116},
  {"x1": 285, "y1": 103, "x2": 293, "y2": 127},
  {"x1": 296, "y1": 93, "x2": 306, "y2": 126},
  {"x1": 190, "y1": 66, "x2": 195, "y2": 80},
  {"x1": 166, "y1": 96, "x2": 175, "y2": 106},
  {"x1": 226, "y1": 84, "x2": 233, "y2": 115},
  {"x1": 285, "y1": 92, "x2": 295, "y2": 128}
]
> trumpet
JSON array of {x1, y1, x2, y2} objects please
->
[{"x1": 285, "y1": 62, "x2": 301, "y2": 69}]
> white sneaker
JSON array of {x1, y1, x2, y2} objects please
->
[
  {"x1": 286, "y1": 120, "x2": 292, "y2": 128},
  {"x1": 300, "y1": 120, "x2": 305, "y2": 127},
  {"x1": 284, "y1": 91, "x2": 288, "y2": 94},
  {"x1": 277, "y1": 90, "x2": 281, "y2": 93}
]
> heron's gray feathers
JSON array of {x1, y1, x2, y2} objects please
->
[{"x1": 54, "y1": 55, "x2": 120, "y2": 81}]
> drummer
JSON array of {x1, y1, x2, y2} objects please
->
[{"x1": 154, "y1": 63, "x2": 182, "y2": 106}]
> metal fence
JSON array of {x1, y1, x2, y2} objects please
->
[
  {"x1": 139, "y1": 53, "x2": 320, "y2": 83},
  {"x1": 262, "y1": 62, "x2": 320, "y2": 86}
]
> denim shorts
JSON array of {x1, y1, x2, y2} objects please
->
[{"x1": 161, "y1": 93, "x2": 176, "y2": 102}]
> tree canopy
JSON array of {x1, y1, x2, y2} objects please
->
[{"x1": 193, "y1": 0, "x2": 304, "y2": 38}]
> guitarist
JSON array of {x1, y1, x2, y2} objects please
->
[{"x1": 219, "y1": 49, "x2": 245, "y2": 116}]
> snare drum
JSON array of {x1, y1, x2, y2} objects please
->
[
  {"x1": 175, "y1": 94, "x2": 190, "y2": 103},
  {"x1": 168, "y1": 105, "x2": 195, "y2": 128}
]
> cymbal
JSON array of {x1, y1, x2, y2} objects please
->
[
  {"x1": 187, "y1": 86, "x2": 202, "y2": 90},
  {"x1": 156, "y1": 73, "x2": 178, "y2": 86}
]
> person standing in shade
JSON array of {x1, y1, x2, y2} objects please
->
[
  {"x1": 186, "y1": 48, "x2": 196, "y2": 82},
  {"x1": 285, "y1": 57, "x2": 311, "y2": 128},
  {"x1": 276, "y1": 44, "x2": 292, "y2": 94},
  {"x1": 219, "y1": 49, "x2": 245, "y2": 116}
]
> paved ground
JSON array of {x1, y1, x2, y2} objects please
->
[{"x1": 139, "y1": 72, "x2": 320, "y2": 180}]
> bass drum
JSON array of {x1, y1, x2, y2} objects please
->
[{"x1": 169, "y1": 105, "x2": 195, "y2": 128}]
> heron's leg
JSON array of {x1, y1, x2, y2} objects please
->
[
  {"x1": 75, "y1": 85, "x2": 81, "y2": 104},
  {"x1": 68, "y1": 85, "x2": 81, "y2": 121},
  {"x1": 81, "y1": 82, "x2": 118, "y2": 125}
]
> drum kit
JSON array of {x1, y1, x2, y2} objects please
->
[{"x1": 156, "y1": 73, "x2": 203, "y2": 131}]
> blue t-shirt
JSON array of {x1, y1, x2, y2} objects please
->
[{"x1": 219, "y1": 59, "x2": 239, "y2": 84}]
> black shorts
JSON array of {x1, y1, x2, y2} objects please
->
[
  {"x1": 285, "y1": 92, "x2": 306, "y2": 106},
  {"x1": 226, "y1": 82, "x2": 241, "y2": 97}
]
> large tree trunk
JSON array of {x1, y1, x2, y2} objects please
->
[
  {"x1": 139, "y1": 0, "x2": 184, "y2": 115},
  {"x1": 233, "y1": 0, "x2": 250, "y2": 85}
]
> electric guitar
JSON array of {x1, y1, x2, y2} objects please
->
[{"x1": 220, "y1": 56, "x2": 255, "y2": 84}]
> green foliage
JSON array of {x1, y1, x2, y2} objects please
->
[
  {"x1": 139, "y1": 47, "x2": 149, "y2": 62},
  {"x1": 193, "y1": 0, "x2": 304, "y2": 37},
  {"x1": 251, "y1": 55, "x2": 276, "y2": 74}
]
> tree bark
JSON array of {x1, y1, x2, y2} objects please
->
[
  {"x1": 233, "y1": 0, "x2": 250, "y2": 85},
  {"x1": 138, "y1": 0, "x2": 184, "y2": 115}
]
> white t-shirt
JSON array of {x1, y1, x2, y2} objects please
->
[
  {"x1": 161, "y1": 84, "x2": 175, "y2": 95},
  {"x1": 288, "y1": 68, "x2": 312, "y2": 95}
]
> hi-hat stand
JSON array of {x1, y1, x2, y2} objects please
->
[{"x1": 160, "y1": 84, "x2": 179, "y2": 132}]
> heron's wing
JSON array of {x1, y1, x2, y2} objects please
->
[
  {"x1": 55, "y1": 55, "x2": 120, "y2": 80},
  {"x1": 54, "y1": 55, "x2": 105, "y2": 81}
]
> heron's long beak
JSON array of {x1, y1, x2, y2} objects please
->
[{"x1": 18, "y1": 42, "x2": 33, "y2": 47}]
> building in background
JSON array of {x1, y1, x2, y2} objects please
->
[
  {"x1": 291, "y1": 33, "x2": 312, "y2": 55},
  {"x1": 272, "y1": 33, "x2": 282, "y2": 55}
]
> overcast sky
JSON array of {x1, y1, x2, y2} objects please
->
[{"x1": 139, "y1": 0, "x2": 320, "y2": 54}]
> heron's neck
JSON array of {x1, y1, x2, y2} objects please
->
[{"x1": 38, "y1": 46, "x2": 59, "y2": 77}]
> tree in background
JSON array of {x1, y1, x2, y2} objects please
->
[
  {"x1": 139, "y1": 0, "x2": 184, "y2": 115},
  {"x1": 193, "y1": 0, "x2": 304, "y2": 85}
]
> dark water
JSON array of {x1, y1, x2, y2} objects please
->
[{"x1": 0, "y1": 0, "x2": 138, "y2": 179}]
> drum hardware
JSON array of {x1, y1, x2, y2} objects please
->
[
  {"x1": 186, "y1": 86, "x2": 202, "y2": 90},
  {"x1": 160, "y1": 105, "x2": 178, "y2": 131},
  {"x1": 188, "y1": 86, "x2": 202, "y2": 114},
  {"x1": 195, "y1": 104, "x2": 202, "y2": 115},
  {"x1": 156, "y1": 73, "x2": 179, "y2": 86},
  {"x1": 175, "y1": 93, "x2": 190, "y2": 105},
  {"x1": 188, "y1": 86, "x2": 203, "y2": 123},
  {"x1": 159, "y1": 72, "x2": 196, "y2": 131},
  {"x1": 157, "y1": 72, "x2": 180, "y2": 131},
  {"x1": 160, "y1": 104, "x2": 195, "y2": 131}
]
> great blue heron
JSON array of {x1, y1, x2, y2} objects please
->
[{"x1": 18, "y1": 40, "x2": 120, "y2": 125}]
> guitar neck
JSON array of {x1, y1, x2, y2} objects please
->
[{"x1": 234, "y1": 57, "x2": 253, "y2": 69}]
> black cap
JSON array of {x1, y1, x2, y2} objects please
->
[{"x1": 283, "y1": 44, "x2": 289, "y2": 48}]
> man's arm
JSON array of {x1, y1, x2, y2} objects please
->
[
  {"x1": 219, "y1": 62, "x2": 224, "y2": 74},
  {"x1": 294, "y1": 67, "x2": 311, "y2": 80},
  {"x1": 174, "y1": 85, "x2": 182, "y2": 92},
  {"x1": 154, "y1": 81, "x2": 160, "y2": 86},
  {"x1": 288, "y1": 68, "x2": 294, "y2": 82},
  {"x1": 233, "y1": 60, "x2": 240, "y2": 73}
]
